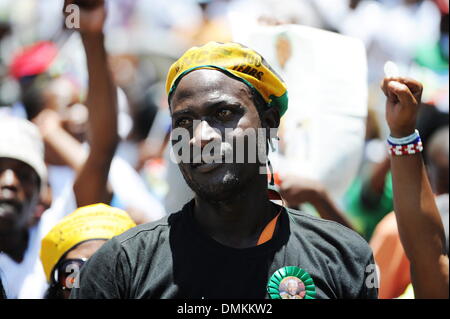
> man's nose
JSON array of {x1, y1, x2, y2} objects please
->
[
  {"x1": 191, "y1": 120, "x2": 222, "y2": 149},
  {"x1": 0, "y1": 169, "x2": 20, "y2": 192}
]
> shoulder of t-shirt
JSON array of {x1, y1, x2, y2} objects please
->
[
  {"x1": 80, "y1": 210, "x2": 184, "y2": 274},
  {"x1": 285, "y1": 207, "x2": 373, "y2": 259},
  {"x1": 111, "y1": 209, "x2": 183, "y2": 246}
]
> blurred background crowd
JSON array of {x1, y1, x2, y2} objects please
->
[{"x1": 0, "y1": 0, "x2": 448, "y2": 299}]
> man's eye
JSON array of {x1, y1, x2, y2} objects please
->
[
  {"x1": 175, "y1": 118, "x2": 193, "y2": 127},
  {"x1": 217, "y1": 109, "x2": 233, "y2": 119},
  {"x1": 18, "y1": 169, "x2": 35, "y2": 182}
]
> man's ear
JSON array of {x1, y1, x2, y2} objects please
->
[{"x1": 261, "y1": 107, "x2": 281, "y2": 130}]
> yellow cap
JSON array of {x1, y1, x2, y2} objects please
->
[
  {"x1": 166, "y1": 42, "x2": 288, "y2": 116},
  {"x1": 40, "y1": 203, "x2": 136, "y2": 283}
]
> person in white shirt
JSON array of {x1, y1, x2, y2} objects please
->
[{"x1": 0, "y1": 116, "x2": 50, "y2": 298}]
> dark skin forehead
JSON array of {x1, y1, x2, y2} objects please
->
[
  {"x1": 0, "y1": 158, "x2": 40, "y2": 200},
  {"x1": 170, "y1": 69, "x2": 260, "y2": 126}
]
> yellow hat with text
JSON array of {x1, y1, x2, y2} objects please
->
[{"x1": 40, "y1": 203, "x2": 136, "y2": 282}]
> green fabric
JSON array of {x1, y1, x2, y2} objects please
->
[
  {"x1": 344, "y1": 172, "x2": 394, "y2": 240},
  {"x1": 415, "y1": 42, "x2": 448, "y2": 73}
]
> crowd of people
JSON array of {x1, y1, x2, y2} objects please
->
[{"x1": 0, "y1": 0, "x2": 448, "y2": 299}]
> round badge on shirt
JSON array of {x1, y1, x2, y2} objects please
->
[{"x1": 267, "y1": 266, "x2": 316, "y2": 299}]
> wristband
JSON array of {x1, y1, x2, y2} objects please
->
[
  {"x1": 388, "y1": 142, "x2": 423, "y2": 156},
  {"x1": 387, "y1": 130, "x2": 423, "y2": 156},
  {"x1": 387, "y1": 130, "x2": 420, "y2": 145}
]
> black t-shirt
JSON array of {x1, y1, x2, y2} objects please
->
[{"x1": 71, "y1": 200, "x2": 378, "y2": 299}]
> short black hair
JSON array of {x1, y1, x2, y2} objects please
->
[{"x1": 20, "y1": 74, "x2": 53, "y2": 120}]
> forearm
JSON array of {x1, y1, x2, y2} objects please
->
[
  {"x1": 74, "y1": 156, "x2": 113, "y2": 207},
  {"x1": 73, "y1": 33, "x2": 117, "y2": 207},
  {"x1": 390, "y1": 153, "x2": 448, "y2": 298},
  {"x1": 380, "y1": 75, "x2": 448, "y2": 298},
  {"x1": 368, "y1": 157, "x2": 390, "y2": 195},
  {"x1": 43, "y1": 127, "x2": 87, "y2": 170},
  {"x1": 81, "y1": 33, "x2": 119, "y2": 156},
  {"x1": 311, "y1": 192, "x2": 355, "y2": 231}
]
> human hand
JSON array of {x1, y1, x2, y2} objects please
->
[
  {"x1": 381, "y1": 77, "x2": 423, "y2": 138},
  {"x1": 279, "y1": 175, "x2": 325, "y2": 208},
  {"x1": 64, "y1": 0, "x2": 106, "y2": 35}
]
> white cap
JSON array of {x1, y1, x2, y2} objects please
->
[{"x1": 0, "y1": 115, "x2": 47, "y2": 192}]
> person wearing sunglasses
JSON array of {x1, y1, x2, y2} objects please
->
[{"x1": 40, "y1": 203, "x2": 136, "y2": 299}]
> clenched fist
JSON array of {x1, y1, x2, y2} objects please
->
[
  {"x1": 381, "y1": 77, "x2": 423, "y2": 138},
  {"x1": 64, "y1": 0, "x2": 106, "y2": 35}
]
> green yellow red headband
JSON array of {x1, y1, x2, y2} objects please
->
[{"x1": 165, "y1": 42, "x2": 289, "y2": 116}]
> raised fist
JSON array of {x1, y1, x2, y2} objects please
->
[
  {"x1": 381, "y1": 77, "x2": 423, "y2": 138},
  {"x1": 64, "y1": 0, "x2": 106, "y2": 35}
]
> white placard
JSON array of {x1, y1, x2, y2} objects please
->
[{"x1": 234, "y1": 24, "x2": 368, "y2": 201}]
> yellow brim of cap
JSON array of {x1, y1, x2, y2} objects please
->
[{"x1": 40, "y1": 203, "x2": 136, "y2": 283}]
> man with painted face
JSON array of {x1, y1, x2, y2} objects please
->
[{"x1": 71, "y1": 33, "x2": 378, "y2": 298}]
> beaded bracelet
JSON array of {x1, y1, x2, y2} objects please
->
[{"x1": 387, "y1": 130, "x2": 423, "y2": 156}]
